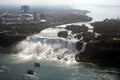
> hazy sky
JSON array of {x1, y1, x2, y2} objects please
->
[{"x1": 0, "y1": 0, "x2": 120, "y2": 6}]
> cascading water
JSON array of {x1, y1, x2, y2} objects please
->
[
  {"x1": 79, "y1": 42, "x2": 87, "y2": 53},
  {"x1": 16, "y1": 27, "x2": 87, "y2": 64},
  {"x1": 16, "y1": 28, "x2": 78, "y2": 64}
]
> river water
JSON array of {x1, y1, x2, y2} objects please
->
[
  {"x1": 0, "y1": 6, "x2": 120, "y2": 80},
  {"x1": 0, "y1": 54, "x2": 120, "y2": 80},
  {"x1": 73, "y1": 5, "x2": 120, "y2": 21}
]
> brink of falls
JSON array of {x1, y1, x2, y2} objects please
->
[{"x1": 16, "y1": 28, "x2": 86, "y2": 64}]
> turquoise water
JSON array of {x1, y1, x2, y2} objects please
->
[{"x1": 0, "y1": 54, "x2": 120, "y2": 80}]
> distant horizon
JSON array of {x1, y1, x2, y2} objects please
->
[
  {"x1": 0, "y1": 0, "x2": 120, "y2": 7},
  {"x1": 0, "y1": 4, "x2": 120, "y2": 8}
]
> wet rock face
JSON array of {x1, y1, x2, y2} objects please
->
[
  {"x1": 75, "y1": 54, "x2": 80, "y2": 62},
  {"x1": 76, "y1": 41, "x2": 83, "y2": 51}
]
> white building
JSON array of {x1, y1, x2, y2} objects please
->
[
  {"x1": 19, "y1": 14, "x2": 34, "y2": 21},
  {"x1": 0, "y1": 13, "x2": 22, "y2": 24}
]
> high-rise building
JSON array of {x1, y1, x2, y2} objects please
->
[{"x1": 21, "y1": 5, "x2": 29, "y2": 13}]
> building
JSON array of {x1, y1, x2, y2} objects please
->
[
  {"x1": 0, "y1": 13, "x2": 22, "y2": 24},
  {"x1": 0, "y1": 5, "x2": 44, "y2": 24},
  {"x1": 0, "y1": 13, "x2": 35, "y2": 24},
  {"x1": 21, "y1": 5, "x2": 29, "y2": 14},
  {"x1": 19, "y1": 14, "x2": 33, "y2": 21}
]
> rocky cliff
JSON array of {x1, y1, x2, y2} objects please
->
[{"x1": 75, "y1": 41, "x2": 120, "y2": 68}]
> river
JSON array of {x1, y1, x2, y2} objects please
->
[
  {"x1": 0, "y1": 54, "x2": 120, "y2": 80},
  {"x1": 0, "y1": 5, "x2": 120, "y2": 80},
  {"x1": 72, "y1": 5, "x2": 120, "y2": 21}
]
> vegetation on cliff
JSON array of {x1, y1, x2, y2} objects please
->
[
  {"x1": 76, "y1": 40, "x2": 120, "y2": 68},
  {"x1": 0, "y1": 23, "x2": 48, "y2": 51},
  {"x1": 65, "y1": 24, "x2": 88, "y2": 34},
  {"x1": 76, "y1": 18, "x2": 120, "y2": 68},
  {"x1": 57, "y1": 31, "x2": 68, "y2": 38},
  {"x1": 91, "y1": 18, "x2": 120, "y2": 35},
  {"x1": 0, "y1": 23, "x2": 49, "y2": 35}
]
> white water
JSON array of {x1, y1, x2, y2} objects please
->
[
  {"x1": 16, "y1": 27, "x2": 87, "y2": 64},
  {"x1": 16, "y1": 8, "x2": 96, "y2": 64},
  {"x1": 79, "y1": 42, "x2": 87, "y2": 53}
]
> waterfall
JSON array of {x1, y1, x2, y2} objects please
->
[
  {"x1": 16, "y1": 28, "x2": 80, "y2": 64},
  {"x1": 16, "y1": 25, "x2": 88, "y2": 64},
  {"x1": 79, "y1": 42, "x2": 87, "y2": 53}
]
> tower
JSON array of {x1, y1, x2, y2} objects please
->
[{"x1": 21, "y1": 5, "x2": 29, "y2": 13}]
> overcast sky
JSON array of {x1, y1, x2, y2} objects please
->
[{"x1": 0, "y1": 0, "x2": 120, "y2": 6}]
